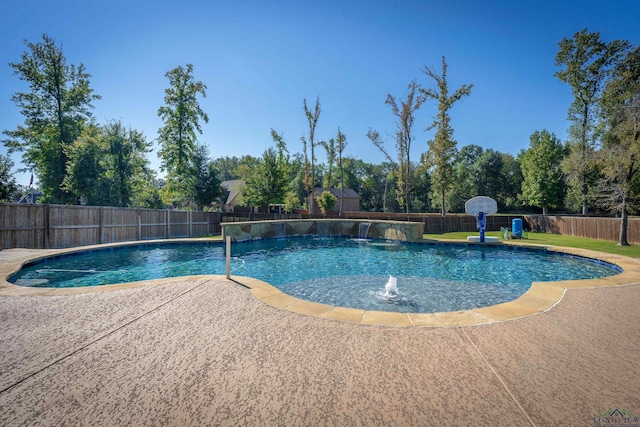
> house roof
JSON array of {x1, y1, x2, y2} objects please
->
[
  {"x1": 312, "y1": 188, "x2": 360, "y2": 199},
  {"x1": 220, "y1": 180, "x2": 244, "y2": 205},
  {"x1": 17, "y1": 192, "x2": 42, "y2": 204}
]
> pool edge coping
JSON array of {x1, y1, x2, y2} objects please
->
[{"x1": 2, "y1": 238, "x2": 640, "y2": 327}]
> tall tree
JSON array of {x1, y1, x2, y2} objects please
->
[
  {"x1": 157, "y1": 63, "x2": 209, "y2": 207},
  {"x1": 300, "y1": 135, "x2": 313, "y2": 207},
  {"x1": 555, "y1": 29, "x2": 629, "y2": 214},
  {"x1": 3, "y1": 34, "x2": 100, "y2": 203},
  {"x1": 0, "y1": 154, "x2": 18, "y2": 202},
  {"x1": 519, "y1": 130, "x2": 566, "y2": 215},
  {"x1": 336, "y1": 128, "x2": 348, "y2": 214},
  {"x1": 421, "y1": 56, "x2": 473, "y2": 216},
  {"x1": 302, "y1": 97, "x2": 321, "y2": 213},
  {"x1": 367, "y1": 129, "x2": 404, "y2": 212},
  {"x1": 271, "y1": 129, "x2": 289, "y2": 162},
  {"x1": 270, "y1": 129, "x2": 291, "y2": 183},
  {"x1": 598, "y1": 45, "x2": 640, "y2": 245},
  {"x1": 369, "y1": 81, "x2": 425, "y2": 213},
  {"x1": 320, "y1": 138, "x2": 336, "y2": 187},
  {"x1": 367, "y1": 129, "x2": 397, "y2": 212},
  {"x1": 385, "y1": 80, "x2": 425, "y2": 213}
]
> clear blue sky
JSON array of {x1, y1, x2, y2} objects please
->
[{"x1": 2, "y1": 0, "x2": 639, "y2": 187}]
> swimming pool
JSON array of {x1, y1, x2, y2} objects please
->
[{"x1": 9, "y1": 237, "x2": 621, "y2": 313}]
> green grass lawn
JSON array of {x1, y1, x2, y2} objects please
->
[{"x1": 423, "y1": 231, "x2": 640, "y2": 258}]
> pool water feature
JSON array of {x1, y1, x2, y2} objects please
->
[{"x1": 9, "y1": 237, "x2": 621, "y2": 314}]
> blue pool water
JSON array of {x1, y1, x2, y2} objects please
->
[{"x1": 9, "y1": 237, "x2": 621, "y2": 313}]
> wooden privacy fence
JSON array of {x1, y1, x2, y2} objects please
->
[
  {"x1": 2, "y1": 204, "x2": 636, "y2": 249},
  {"x1": 523, "y1": 215, "x2": 640, "y2": 244},
  {"x1": 0, "y1": 204, "x2": 222, "y2": 250}
]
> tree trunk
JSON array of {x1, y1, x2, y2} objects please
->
[
  {"x1": 581, "y1": 172, "x2": 588, "y2": 215},
  {"x1": 339, "y1": 156, "x2": 344, "y2": 215},
  {"x1": 619, "y1": 204, "x2": 630, "y2": 246},
  {"x1": 581, "y1": 105, "x2": 589, "y2": 216},
  {"x1": 383, "y1": 176, "x2": 387, "y2": 213},
  {"x1": 542, "y1": 206, "x2": 548, "y2": 215}
]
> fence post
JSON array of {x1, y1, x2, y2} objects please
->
[
  {"x1": 137, "y1": 209, "x2": 142, "y2": 241},
  {"x1": 166, "y1": 209, "x2": 171, "y2": 239},
  {"x1": 44, "y1": 204, "x2": 50, "y2": 249},
  {"x1": 99, "y1": 206, "x2": 104, "y2": 244},
  {"x1": 189, "y1": 210, "x2": 192, "y2": 238}
]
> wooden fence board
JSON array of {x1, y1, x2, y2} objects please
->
[{"x1": 522, "y1": 215, "x2": 640, "y2": 244}]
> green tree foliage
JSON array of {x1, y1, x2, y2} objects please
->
[
  {"x1": 412, "y1": 153, "x2": 432, "y2": 212},
  {"x1": 474, "y1": 150, "x2": 505, "y2": 199},
  {"x1": 3, "y1": 34, "x2": 101, "y2": 203},
  {"x1": 284, "y1": 190, "x2": 301, "y2": 211},
  {"x1": 130, "y1": 180, "x2": 164, "y2": 209},
  {"x1": 0, "y1": 154, "x2": 19, "y2": 202},
  {"x1": 192, "y1": 145, "x2": 222, "y2": 210},
  {"x1": 229, "y1": 155, "x2": 260, "y2": 182},
  {"x1": 286, "y1": 153, "x2": 307, "y2": 208},
  {"x1": 335, "y1": 128, "x2": 348, "y2": 213},
  {"x1": 598, "y1": 45, "x2": 640, "y2": 245},
  {"x1": 339, "y1": 157, "x2": 396, "y2": 212},
  {"x1": 316, "y1": 190, "x2": 338, "y2": 214},
  {"x1": 270, "y1": 128, "x2": 292, "y2": 183},
  {"x1": 446, "y1": 144, "x2": 483, "y2": 212},
  {"x1": 320, "y1": 138, "x2": 336, "y2": 188},
  {"x1": 555, "y1": 29, "x2": 629, "y2": 214},
  {"x1": 444, "y1": 145, "x2": 522, "y2": 213},
  {"x1": 64, "y1": 121, "x2": 157, "y2": 207},
  {"x1": 421, "y1": 56, "x2": 473, "y2": 216},
  {"x1": 157, "y1": 63, "x2": 209, "y2": 206},
  {"x1": 499, "y1": 153, "x2": 524, "y2": 211},
  {"x1": 473, "y1": 149, "x2": 521, "y2": 209},
  {"x1": 212, "y1": 156, "x2": 245, "y2": 181},
  {"x1": 240, "y1": 148, "x2": 287, "y2": 208},
  {"x1": 519, "y1": 130, "x2": 566, "y2": 214},
  {"x1": 63, "y1": 125, "x2": 108, "y2": 205}
]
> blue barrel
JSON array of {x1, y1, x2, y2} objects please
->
[{"x1": 512, "y1": 218, "x2": 523, "y2": 239}]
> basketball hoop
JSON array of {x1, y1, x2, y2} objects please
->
[{"x1": 465, "y1": 196, "x2": 498, "y2": 243}]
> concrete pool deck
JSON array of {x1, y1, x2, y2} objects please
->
[{"x1": 1, "y1": 241, "x2": 640, "y2": 425}]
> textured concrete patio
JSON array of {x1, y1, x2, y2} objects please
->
[{"x1": 1, "y1": 247, "x2": 640, "y2": 426}]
